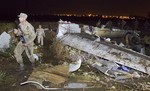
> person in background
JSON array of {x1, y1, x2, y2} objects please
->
[
  {"x1": 36, "y1": 25, "x2": 46, "y2": 46},
  {"x1": 144, "y1": 20, "x2": 150, "y2": 30},
  {"x1": 13, "y1": 13, "x2": 36, "y2": 71},
  {"x1": 133, "y1": 19, "x2": 139, "y2": 30},
  {"x1": 96, "y1": 19, "x2": 101, "y2": 27},
  {"x1": 121, "y1": 20, "x2": 126, "y2": 29},
  {"x1": 105, "y1": 20, "x2": 113, "y2": 30}
]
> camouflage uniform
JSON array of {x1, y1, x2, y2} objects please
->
[
  {"x1": 14, "y1": 21, "x2": 36, "y2": 69},
  {"x1": 36, "y1": 26, "x2": 45, "y2": 46}
]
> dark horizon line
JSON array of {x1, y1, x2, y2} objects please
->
[
  {"x1": 0, "y1": 14, "x2": 149, "y2": 23},
  {"x1": 0, "y1": 13, "x2": 148, "y2": 17},
  {"x1": 0, "y1": 14, "x2": 148, "y2": 18}
]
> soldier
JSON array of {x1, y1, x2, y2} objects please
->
[
  {"x1": 13, "y1": 13, "x2": 36, "y2": 71},
  {"x1": 105, "y1": 20, "x2": 113, "y2": 29},
  {"x1": 36, "y1": 25, "x2": 45, "y2": 46},
  {"x1": 133, "y1": 19, "x2": 139, "y2": 30},
  {"x1": 121, "y1": 20, "x2": 126, "y2": 29},
  {"x1": 144, "y1": 20, "x2": 150, "y2": 30},
  {"x1": 96, "y1": 19, "x2": 101, "y2": 27}
]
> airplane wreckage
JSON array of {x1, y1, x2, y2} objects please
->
[
  {"x1": 19, "y1": 20, "x2": 150, "y2": 90},
  {"x1": 55, "y1": 20, "x2": 150, "y2": 74}
]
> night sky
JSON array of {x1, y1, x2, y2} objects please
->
[{"x1": 0, "y1": 0, "x2": 150, "y2": 17}]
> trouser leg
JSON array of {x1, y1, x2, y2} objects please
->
[
  {"x1": 40, "y1": 36, "x2": 43, "y2": 46},
  {"x1": 38, "y1": 36, "x2": 40, "y2": 44},
  {"x1": 14, "y1": 42, "x2": 25, "y2": 70},
  {"x1": 25, "y1": 44, "x2": 35, "y2": 65}
]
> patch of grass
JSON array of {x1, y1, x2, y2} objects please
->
[
  {"x1": 0, "y1": 70, "x2": 15, "y2": 90},
  {"x1": 0, "y1": 22, "x2": 15, "y2": 33},
  {"x1": 0, "y1": 71, "x2": 6, "y2": 85},
  {"x1": 47, "y1": 40, "x2": 70, "y2": 64}
]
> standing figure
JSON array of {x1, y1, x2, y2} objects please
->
[
  {"x1": 36, "y1": 25, "x2": 45, "y2": 46},
  {"x1": 133, "y1": 19, "x2": 139, "y2": 30},
  {"x1": 96, "y1": 19, "x2": 101, "y2": 27},
  {"x1": 121, "y1": 20, "x2": 126, "y2": 29},
  {"x1": 144, "y1": 20, "x2": 150, "y2": 30},
  {"x1": 105, "y1": 20, "x2": 113, "y2": 29},
  {"x1": 13, "y1": 13, "x2": 36, "y2": 71}
]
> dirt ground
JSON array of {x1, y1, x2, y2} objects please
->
[
  {"x1": 0, "y1": 55, "x2": 150, "y2": 91},
  {"x1": 0, "y1": 27, "x2": 150, "y2": 91}
]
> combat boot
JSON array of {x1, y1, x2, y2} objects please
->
[
  {"x1": 32, "y1": 63, "x2": 35, "y2": 67},
  {"x1": 31, "y1": 63, "x2": 36, "y2": 70}
]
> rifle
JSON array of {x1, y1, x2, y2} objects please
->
[
  {"x1": 18, "y1": 25, "x2": 32, "y2": 55},
  {"x1": 7, "y1": 29, "x2": 14, "y2": 33}
]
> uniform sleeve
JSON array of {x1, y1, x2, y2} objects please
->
[
  {"x1": 27, "y1": 23, "x2": 36, "y2": 44},
  {"x1": 15, "y1": 28, "x2": 22, "y2": 36},
  {"x1": 16, "y1": 24, "x2": 22, "y2": 36}
]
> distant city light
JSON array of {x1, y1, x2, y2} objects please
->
[
  {"x1": 119, "y1": 16, "x2": 129, "y2": 19},
  {"x1": 88, "y1": 14, "x2": 92, "y2": 17},
  {"x1": 52, "y1": 13, "x2": 144, "y2": 20}
]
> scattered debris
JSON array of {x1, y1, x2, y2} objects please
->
[
  {"x1": 82, "y1": 25, "x2": 93, "y2": 35},
  {"x1": 60, "y1": 33, "x2": 150, "y2": 74},
  {"x1": 69, "y1": 56, "x2": 82, "y2": 72},
  {"x1": 0, "y1": 21, "x2": 150, "y2": 91},
  {"x1": 33, "y1": 54, "x2": 39, "y2": 61},
  {"x1": 0, "y1": 32, "x2": 11, "y2": 52},
  {"x1": 57, "y1": 19, "x2": 81, "y2": 38}
]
